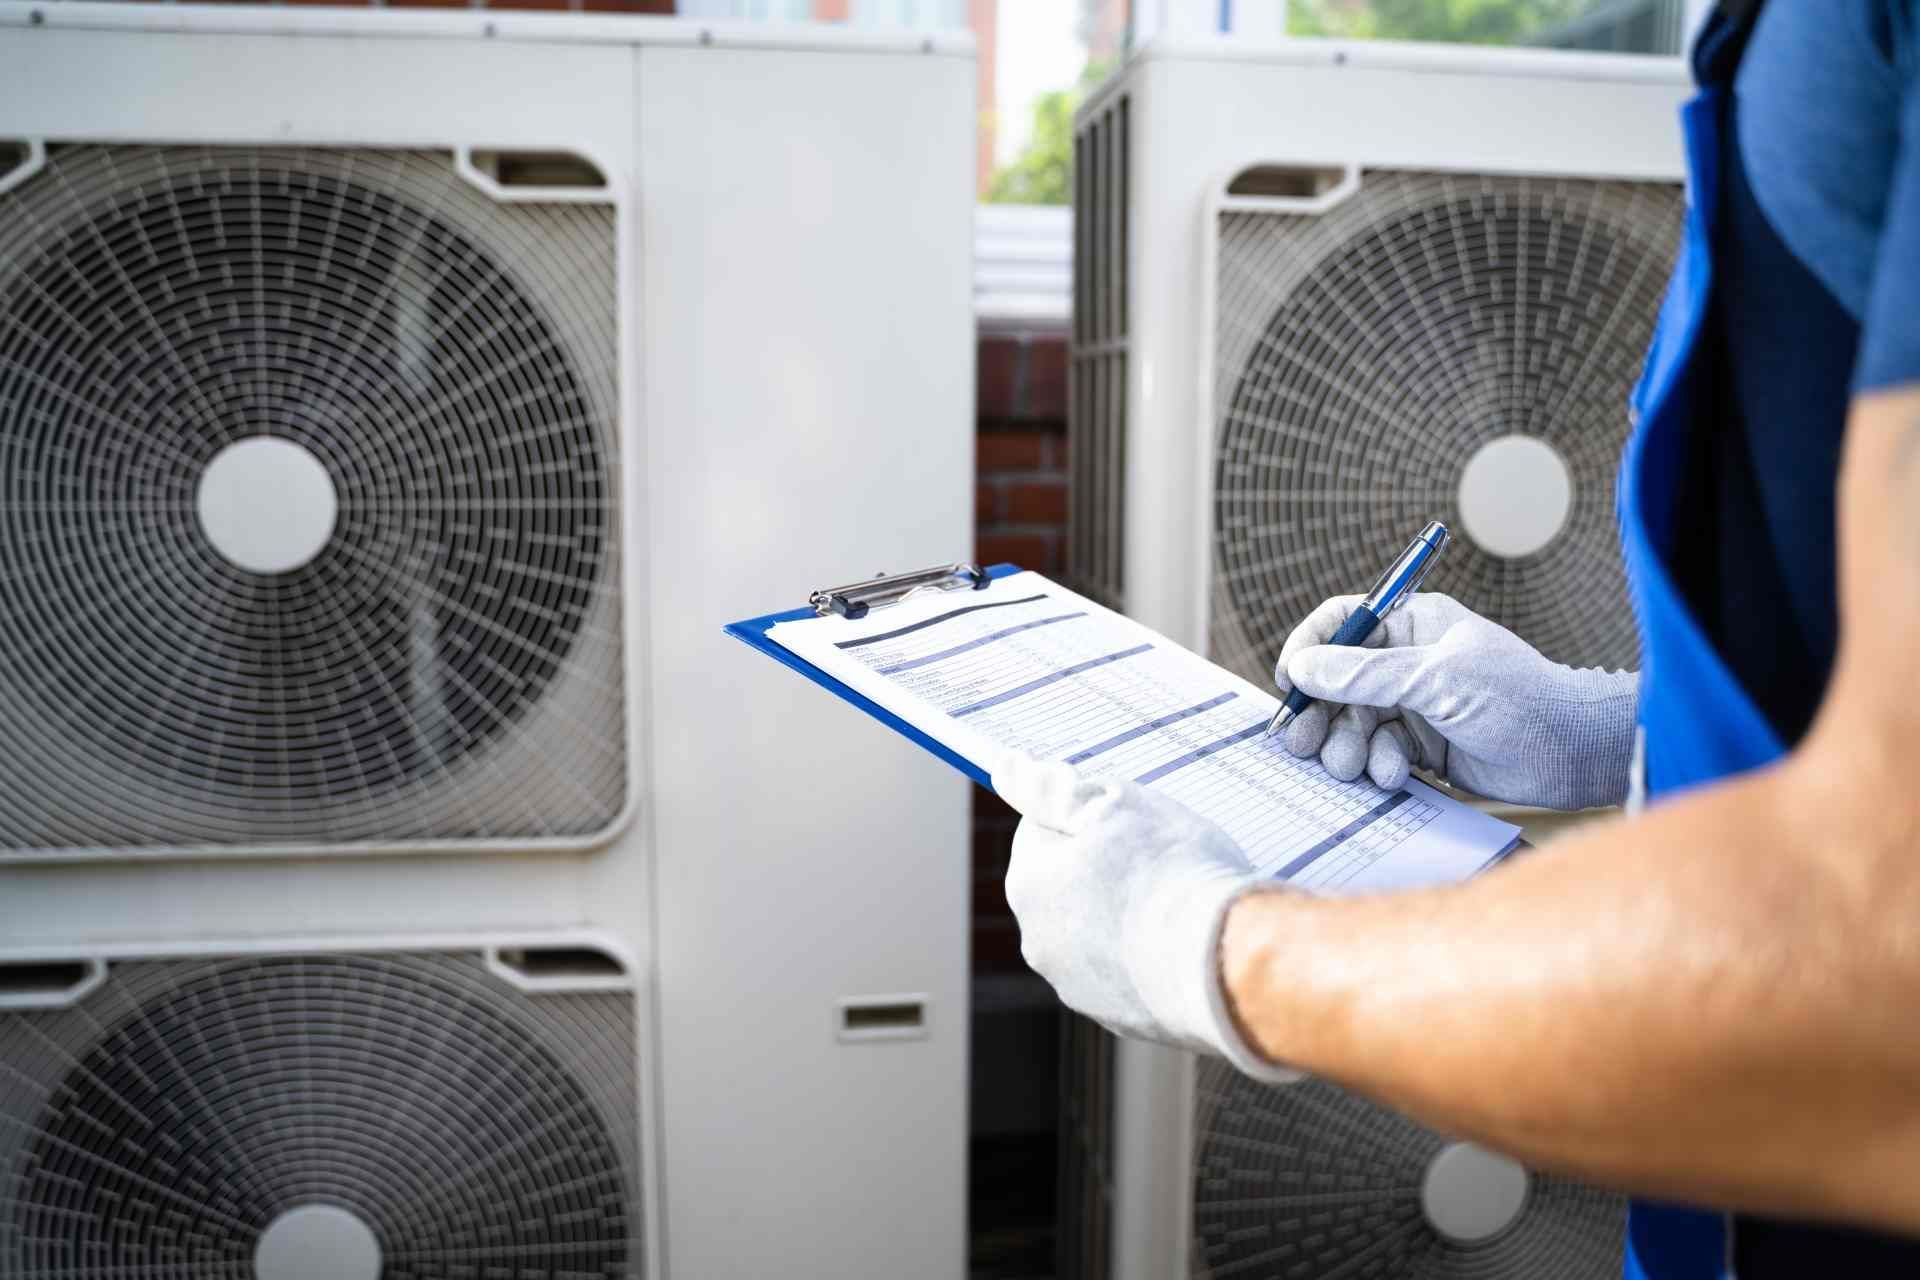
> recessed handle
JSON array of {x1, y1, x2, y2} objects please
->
[
  {"x1": 0, "y1": 139, "x2": 47, "y2": 199},
  {"x1": 455, "y1": 147, "x2": 612, "y2": 205},
  {"x1": 837, "y1": 993, "x2": 930, "y2": 1043},
  {"x1": 0, "y1": 958, "x2": 107, "y2": 1010},
  {"x1": 1220, "y1": 162, "x2": 1361, "y2": 215},
  {"x1": 486, "y1": 943, "x2": 632, "y2": 993}
]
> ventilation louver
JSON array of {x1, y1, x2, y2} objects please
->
[
  {"x1": 1191, "y1": 1063, "x2": 1623, "y2": 1279},
  {"x1": 1067, "y1": 93, "x2": 1129, "y2": 612},
  {"x1": 0, "y1": 949, "x2": 643, "y2": 1279},
  {"x1": 1209, "y1": 172, "x2": 1682, "y2": 685},
  {"x1": 0, "y1": 146, "x2": 625, "y2": 855}
]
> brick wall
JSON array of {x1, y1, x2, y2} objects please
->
[
  {"x1": 975, "y1": 332, "x2": 1069, "y2": 575},
  {"x1": 973, "y1": 331, "x2": 1069, "y2": 974}
]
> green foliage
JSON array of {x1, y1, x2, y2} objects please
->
[
  {"x1": 987, "y1": 85, "x2": 1077, "y2": 206},
  {"x1": 1288, "y1": 0, "x2": 1592, "y2": 45},
  {"x1": 986, "y1": 59, "x2": 1115, "y2": 207}
]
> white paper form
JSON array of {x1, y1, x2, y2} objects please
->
[{"x1": 767, "y1": 572, "x2": 1519, "y2": 895}]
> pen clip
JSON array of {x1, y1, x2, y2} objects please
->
[
  {"x1": 1402, "y1": 551, "x2": 1442, "y2": 601},
  {"x1": 1403, "y1": 521, "x2": 1449, "y2": 601},
  {"x1": 1363, "y1": 522, "x2": 1449, "y2": 616}
]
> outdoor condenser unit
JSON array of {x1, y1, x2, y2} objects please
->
[
  {"x1": 1066, "y1": 34, "x2": 1688, "y2": 1280},
  {"x1": 0, "y1": 5, "x2": 974, "y2": 1277}
]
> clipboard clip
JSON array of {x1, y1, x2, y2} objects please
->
[{"x1": 810, "y1": 562, "x2": 990, "y2": 620}]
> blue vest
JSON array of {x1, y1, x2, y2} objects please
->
[{"x1": 1616, "y1": 8, "x2": 1779, "y2": 1278}]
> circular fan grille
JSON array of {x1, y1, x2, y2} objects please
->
[
  {"x1": 1190, "y1": 1063, "x2": 1624, "y2": 1279},
  {"x1": 0, "y1": 147, "x2": 624, "y2": 851},
  {"x1": 1210, "y1": 172, "x2": 1681, "y2": 685},
  {"x1": 0, "y1": 953, "x2": 639, "y2": 1279}
]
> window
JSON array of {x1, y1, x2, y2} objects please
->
[{"x1": 1287, "y1": 0, "x2": 1696, "y2": 55}]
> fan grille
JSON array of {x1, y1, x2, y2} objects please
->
[
  {"x1": 1190, "y1": 1063, "x2": 1623, "y2": 1280},
  {"x1": 0, "y1": 950, "x2": 642, "y2": 1279},
  {"x1": 0, "y1": 146, "x2": 625, "y2": 853},
  {"x1": 1210, "y1": 171, "x2": 1681, "y2": 685}
]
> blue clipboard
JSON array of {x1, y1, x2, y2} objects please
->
[{"x1": 723, "y1": 563, "x2": 1023, "y2": 790}]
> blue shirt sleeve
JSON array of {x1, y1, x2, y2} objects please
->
[{"x1": 1857, "y1": 6, "x2": 1920, "y2": 389}]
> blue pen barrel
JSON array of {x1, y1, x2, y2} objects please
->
[{"x1": 1280, "y1": 603, "x2": 1381, "y2": 718}]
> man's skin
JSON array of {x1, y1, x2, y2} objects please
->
[{"x1": 1219, "y1": 386, "x2": 1920, "y2": 1234}]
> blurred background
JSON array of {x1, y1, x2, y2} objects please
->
[{"x1": 0, "y1": 3, "x2": 1702, "y2": 1279}]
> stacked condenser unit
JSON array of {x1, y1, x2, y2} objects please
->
[
  {"x1": 1067, "y1": 32, "x2": 1690, "y2": 1280},
  {"x1": 0, "y1": 6, "x2": 974, "y2": 1277}
]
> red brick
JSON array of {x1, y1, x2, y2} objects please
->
[
  {"x1": 1004, "y1": 480, "x2": 1067, "y2": 526},
  {"x1": 977, "y1": 431, "x2": 1048, "y2": 473},
  {"x1": 977, "y1": 532, "x2": 1054, "y2": 574},
  {"x1": 488, "y1": 0, "x2": 575, "y2": 9},
  {"x1": 1026, "y1": 336, "x2": 1068, "y2": 420},
  {"x1": 977, "y1": 337, "x2": 1021, "y2": 420},
  {"x1": 976, "y1": 482, "x2": 1001, "y2": 524}
]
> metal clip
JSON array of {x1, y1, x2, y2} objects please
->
[{"x1": 810, "y1": 563, "x2": 990, "y2": 619}]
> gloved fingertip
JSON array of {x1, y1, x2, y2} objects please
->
[
  {"x1": 1282, "y1": 704, "x2": 1329, "y2": 758},
  {"x1": 1321, "y1": 733, "x2": 1368, "y2": 782},
  {"x1": 988, "y1": 750, "x2": 1037, "y2": 800},
  {"x1": 1366, "y1": 723, "x2": 1413, "y2": 791},
  {"x1": 992, "y1": 754, "x2": 1087, "y2": 829},
  {"x1": 1367, "y1": 748, "x2": 1411, "y2": 791}
]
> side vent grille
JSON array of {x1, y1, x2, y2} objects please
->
[
  {"x1": 1055, "y1": 1013, "x2": 1115, "y2": 1280},
  {"x1": 1068, "y1": 94, "x2": 1129, "y2": 610}
]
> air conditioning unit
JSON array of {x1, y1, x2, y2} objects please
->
[
  {"x1": 0, "y1": 5, "x2": 974, "y2": 1277},
  {"x1": 1066, "y1": 36, "x2": 1688, "y2": 1280},
  {"x1": 0, "y1": 936, "x2": 648, "y2": 1278}
]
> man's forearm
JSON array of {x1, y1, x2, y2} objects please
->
[{"x1": 1218, "y1": 752, "x2": 1920, "y2": 1232}]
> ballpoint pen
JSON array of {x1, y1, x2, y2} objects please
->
[{"x1": 1265, "y1": 520, "x2": 1451, "y2": 738}]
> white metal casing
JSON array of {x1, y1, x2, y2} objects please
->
[
  {"x1": 0, "y1": 6, "x2": 973, "y2": 1277},
  {"x1": 1075, "y1": 35, "x2": 1690, "y2": 1280}
]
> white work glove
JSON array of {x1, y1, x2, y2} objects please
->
[
  {"x1": 994, "y1": 755, "x2": 1302, "y2": 1084},
  {"x1": 1275, "y1": 593, "x2": 1638, "y2": 812}
]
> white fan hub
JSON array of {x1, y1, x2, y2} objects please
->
[
  {"x1": 1421, "y1": 1140, "x2": 1531, "y2": 1243},
  {"x1": 196, "y1": 436, "x2": 338, "y2": 574},
  {"x1": 254, "y1": 1204, "x2": 382, "y2": 1280},
  {"x1": 1457, "y1": 435, "x2": 1573, "y2": 560}
]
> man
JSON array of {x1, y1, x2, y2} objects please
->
[{"x1": 996, "y1": 1, "x2": 1920, "y2": 1275}]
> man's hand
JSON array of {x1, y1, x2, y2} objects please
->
[
  {"x1": 1276, "y1": 593, "x2": 1638, "y2": 810},
  {"x1": 993, "y1": 755, "x2": 1301, "y2": 1083},
  {"x1": 1216, "y1": 390, "x2": 1920, "y2": 1236}
]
